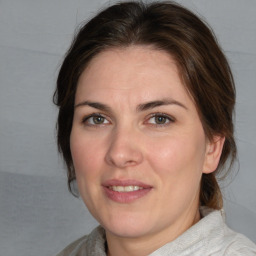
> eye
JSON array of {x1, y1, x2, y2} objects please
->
[
  {"x1": 147, "y1": 113, "x2": 174, "y2": 126},
  {"x1": 82, "y1": 114, "x2": 110, "y2": 126}
]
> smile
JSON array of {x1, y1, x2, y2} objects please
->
[
  {"x1": 108, "y1": 185, "x2": 144, "y2": 192},
  {"x1": 102, "y1": 179, "x2": 152, "y2": 203}
]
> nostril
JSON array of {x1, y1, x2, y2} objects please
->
[{"x1": 105, "y1": 146, "x2": 143, "y2": 168}]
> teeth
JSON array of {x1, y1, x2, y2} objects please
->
[{"x1": 109, "y1": 186, "x2": 143, "y2": 192}]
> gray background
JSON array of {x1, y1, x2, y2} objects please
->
[{"x1": 0, "y1": 0, "x2": 255, "y2": 255}]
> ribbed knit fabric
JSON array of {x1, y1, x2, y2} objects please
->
[{"x1": 56, "y1": 207, "x2": 256, "y2": 256}]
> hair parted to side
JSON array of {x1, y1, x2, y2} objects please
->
[{"x1": 53, "y1": 1, "x2": 236, "y2": 209}]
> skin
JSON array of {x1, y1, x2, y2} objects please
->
[{"x1": 70, "y1": 46, "x2": 224, "y2": 256}]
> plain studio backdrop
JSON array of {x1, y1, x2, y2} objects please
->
[{"x1": 0, "y1": 0, "x2": 255, "y2": 255}]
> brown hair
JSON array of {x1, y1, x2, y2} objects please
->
[{"x1": 53, "y1": 1, "x2": 236, "y2": 209}]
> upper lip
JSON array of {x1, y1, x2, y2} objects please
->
[{"x1": 102, "y1": 179, "x2": 152, "y2": 188}]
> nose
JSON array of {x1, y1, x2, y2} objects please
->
[{"x1": 105, "y1": 126, "x2": 143, "y2": 168}]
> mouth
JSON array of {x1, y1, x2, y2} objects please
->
[
  {"x1": 108, "y1": 185, "x2": 144, "y2": 192},
  {"x1": 102, "y1": 179, "x2": 152, "y2": 203}
]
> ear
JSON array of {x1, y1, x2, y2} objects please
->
[{"x1": 203, "y1": 136, "x2": 225, "y2": 174}]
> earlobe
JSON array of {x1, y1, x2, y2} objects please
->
[{"x1": 203, "y1": 136, "x2": 225, "y2": 174}]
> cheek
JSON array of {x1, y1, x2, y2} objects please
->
[
  {"x1": 70, "y1": 132, "x2": 108, "y2": 209},
  {"x1": 147, "y1": 135, "x2": 206, "y2": 208},
  {"x1": 70, "y1": 131, "x2": 104, "y2": 180},
  {"x1": 146, "y1": 132, "x2": 206, "y2": 178}
]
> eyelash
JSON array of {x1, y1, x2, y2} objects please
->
[
  {"x1": 145, "y1": 113, "x2": 175, "y2": 127},
  {"x1": 81, "y1": 112, "x2": 175, "y2": 127},
  {"x1": 81, "y1": 113, "x2": 110, "y2": 126}
]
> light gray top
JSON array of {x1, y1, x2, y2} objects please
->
[{"x1": 56, "y1": 207, "x2": 256, "y2": 256}]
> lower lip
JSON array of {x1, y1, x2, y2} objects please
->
[{"x1": 103, "y1": 186, "x2": 152, "y2": 203}]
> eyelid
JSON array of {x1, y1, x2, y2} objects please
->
[
  {"x1": 81, "y1": 113, "x2": 111, "y2": 125},
  {"x1": 80, "y1": 112, "x2": 175, "y2": 127},
  {"x1": 145, "y1": 112, "x2": 175, "y2": 125}
]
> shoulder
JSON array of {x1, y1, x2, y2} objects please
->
[
  {"x1": 220, "y1": 227, "x2": 256, "y2": 256},
  {"x1": 56, "y1": 235, "x2": 88, "y2": 256},
  {"x1": 200, "y1": 208, "x2": 256, "y2": 255},
  {"x1": 55, "y1": 226, "x2": 106, "y2": 256}
]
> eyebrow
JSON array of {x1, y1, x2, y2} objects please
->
[
  {"x1": 136, "y1": 99, "x2": 188, "y2": 112},
  {"x1": 74, "y1": 98, "x2": 187, "y2": 112},
  {"x1": 75, "y1": 101, "x2": 111, "y2": 112}
]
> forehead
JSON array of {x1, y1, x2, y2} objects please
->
[{"x1": 76, "y1": 46, "x2": 192, "y2": 106}]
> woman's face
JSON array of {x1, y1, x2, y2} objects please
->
[{"x1": 70, "y1": 46, "x2": 222, "y2": 242}]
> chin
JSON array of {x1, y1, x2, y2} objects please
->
[
  {"x1": 106, "y1": 224, "x2": 152, "y2": 239},
  {"x1": 100, "y1": 213, "x2": 153, "y2": 238}
]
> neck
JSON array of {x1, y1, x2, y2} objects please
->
[{"x1": 106, "y1": 207, "x2": 201, "y2": 256}]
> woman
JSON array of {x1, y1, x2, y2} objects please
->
[{"x1": 54, "y1": 1, "x2": 256, "y2": 255}]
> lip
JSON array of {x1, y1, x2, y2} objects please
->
[{"x1": 102, "y1": 179, "x2": 153, "y2": 203}]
